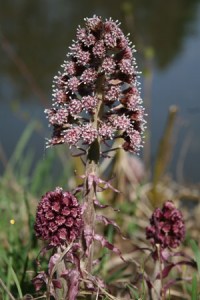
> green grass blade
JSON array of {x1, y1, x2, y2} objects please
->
[
  {"x1": 10, "y1": 267, "x2": 23, "y2": 299},
  {"x1": 18, "y1": 150, "x2": 34, "y2": 180},
  {"x1": 190, "y1": 240, "x2": 200, "y2": 276},
  {"x1": 191, "y1": 274, "x2": 198, "y2": 300},
  {"x1": 30, "y1": 149, "x2": 55, "y2": 195},
  {"x1": 5, "y1": 257, "x2": 12, "y2": 300},
  {"x1": 126, "y1": 283, "x2": 140, "y2": 299},
  {"x1": 7, "y1": 121, "x2": 36, "y2": 170}
]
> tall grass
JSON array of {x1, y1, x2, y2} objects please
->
[{"x1": 0, "y1": 122, "x2": 73, "y2": 299}]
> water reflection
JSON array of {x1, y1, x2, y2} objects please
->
[
  {"x1": 0, "y1": 0, "x2": 200, "y2": 181},
  {"x1": 1, "y1": 0, "x2": 200, "y2": 99},
  {"x1": 122, "y1": 0, "x2": 200, "y2": 68}
]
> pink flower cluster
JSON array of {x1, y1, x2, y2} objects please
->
[
  {"x1": 146, "y1": 201, "x2": 185, "y2": 249},
  {"x1": 46, "y1": 15, "x2": 146, "y2": 153},
  {"x1": 34, "y1": 188, "x2": 83, "y2": 246}
]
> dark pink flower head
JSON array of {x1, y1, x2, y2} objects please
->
[
  {"x1": 146, "y1": 201, "x2": 185, "y2": 249},
  {"x1": 34, "y1": 187, "x2": 83, "y2": 247},
  {"x1": 47, "y1": 15, "x2": 146, "y2": 154}
]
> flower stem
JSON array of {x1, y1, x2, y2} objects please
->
[
  {"x1": 82, "y1": 73, "x2": 104, "y2": 273},
  {"x1": 83, "y1": 152, "x2": 99, "y2": 273},
  {"x1": 157, "y1": 245, "x2": 165, "y2": 300}
]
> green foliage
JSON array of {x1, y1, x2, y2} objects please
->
[{"x1": 0, "y1": 122, "x2": 73, "y2": 298}]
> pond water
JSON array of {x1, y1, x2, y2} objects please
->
[{"x1": 0, "y1": 0, "x2": 200, "y2": 183}]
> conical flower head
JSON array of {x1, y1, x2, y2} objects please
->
[
  {"x1": 146, "y1": 201, "x2": 185, "y2": 249},
  {"x1": 34, "y1": 187, "x2": 83, "y2": 247},
  {"x1": 46, "y1": 16, "x2": 146, "y2": 153}
]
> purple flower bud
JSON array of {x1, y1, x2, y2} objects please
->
[
  {"x1": 53, "y1": 90, "x2": 69, "y2": 104},
  {"x1": 67, "y1": 99, "x2": 83, "y2": 116},
  {"x1": 45, "y1": 108, "x2": 69, "y2": 126},
  {"x1": 80, "y1": 68, "x2": 97, "y2": 84},
  {"x1": 66, "y1": 77, "x2": 80, "y2": 93},
  {"x1": 64, "y1": 126, "x2": 82, "y2": 147},
  {"x1": 146, "y1": 201, "x2": 185, "y2": 249},
  {"x1": 46, "y1": 16, "x2": 146, "y2": 154},
  {"x1": 34, "y1": 188, "x2": 83, "y2": 247},
  {"x1": 81, "y1": 123, "x2": 98, "y2": 144},
  {"x1": 85, "y1": 16, "x2": 103, "y2": 31},
  {"x1": 93, "y1": 40, "x2": 106, "y2": 58},
  {"x1": 118, "y1": 59, "x2": 135, "y2": 75},
  {"x1": 82, "y1": 95, "x2": 98, "y2": 112},
  {"x1": 108, "y1": 115, "x2": 131, "y2": 131},
  {"x1": 105, "y1": 85, "x2": 121, "y2": 102},
  {"x1": 102, "y1": 57, "x2": 116, "y2": 74},
  {"x1": 76, "y1": 27, "x2": 96, "y2": 46},
  {"x1": 64, "y1": 61, "x2": 77, "y2": 76},
  {"x1": 98, "y1": 123, "x2": 114, "y2": 140}
]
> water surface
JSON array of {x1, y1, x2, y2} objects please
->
[{"x1": 0, "y1": 0, "x2": 200, "y2": 182}]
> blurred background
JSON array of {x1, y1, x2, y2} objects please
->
[
  {"x1": 0, "y1": 0, "x2": 200, "y2": 183},
  {"x1": 1, "y1": 1, "x2": 200, "y2": 298}
]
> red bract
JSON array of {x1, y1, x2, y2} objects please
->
[
  {"x1": 146, "y1": 201, "x2": 185, "y2": 249},
  {"x1": 34, "y1": 187, "x2": 83, "y2": 246},
  {"x1": 46, "y1": 15, "x2": 146, "y2": 154}
]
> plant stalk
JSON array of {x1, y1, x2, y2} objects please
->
[{"x1": 82, "y1": 73, "x2": 104, "y2": 273}]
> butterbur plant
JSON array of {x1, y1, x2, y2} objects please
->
[
  {"x1": 33, "y1": 15, "x2": 146, "y2": 300},
  {"x1": 32, "y1": 15, "x2": 200, "y2": 300},
  {"x1": 142, "y1": 201, "x2": 196, "y2": 299},
  {"x1": 146, "y1": 200, "x2": 185, "y2": 251},
  {"x1": 34, "y1": 188, "x2": 83, "y2": 247},
  {"x1": 45, "y1": 15, "x2": 145, "y2": 152}
]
